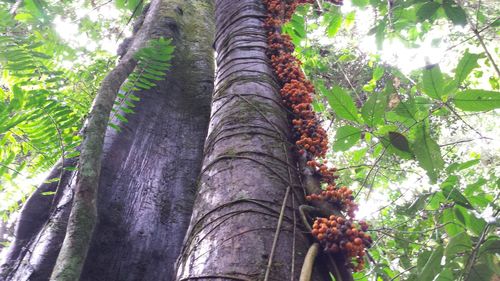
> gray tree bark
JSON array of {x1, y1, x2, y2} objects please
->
[
  {"x1": 0, "y1": 0, "x2": 214, "y2": 280},
  {"x1": 175, "y1": 1, "x2": 329, "y2": 280}
]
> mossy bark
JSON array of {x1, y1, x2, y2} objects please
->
[{"x1": 0, "y1": 1, "x2": 214, "y2": 280}]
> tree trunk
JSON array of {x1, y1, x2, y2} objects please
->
[
  {"x1": 0, "y1": 1, "x2": 214, "y2": 280},
  {"x1": 176, "y1": 1, "x2": 328, "y2": 280}
]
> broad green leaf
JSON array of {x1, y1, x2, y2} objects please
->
[
  {"x1": 412, "y1": 123, "x2": 444, "y2": 183},
  {"x1": 445, "y1": 232, "x2": 472, "y2": 258},
  {"x1": 466, "y1": 256, "x2": 495, "y2": 281},
  {"x1": 422, "y1": 64, "x2": 444, "y2": 99},
  {"x1": 462, "y1": 209, "x2": 487, "y2": 236},
  {"x1": 479, "y1": 237, "x2": 500, "y2": 256},
  {"x1": 290, "y1": 14, "x2": 306, "y2": 39},
  {"x1": 352, "y1": 0, "x2": 369, "y2": 8},
  {"x1": 453, "y1": 90, "x2": 500, "y2": 111},
  {"x1": 443, "y1": 0, "x2": 467, "y2": 26},
  {"x1": 429, "y1": 191, "x2": 446, "y2": 210},
  {"x1": 325, "y1": 10, "x2": 342, "y2": 37},
  {"x1": 446, "y1": 159, "x2": 480, "y2": 173},
  {"x1": 441, "y1": 176, "x2": 473, "y2": 209},
  {"x1": 404, "y1": 193, "x2": 431, "y2": 215},
  {"x1": 25, "y1": 0, "x2": 48, "y2": 21},
  {"x1": 418, "y1": 245, "x2": 444, "y2": 280},
  {"x1": 373, "y1": 66, "x2": 384, "y2": 81},
  {"x1": 325, "y1": 86, "x2": 360, "y2": 122},
  {"x1": 435, "y1": 268, "x2": 454, "y2": 281},
  {"x1": 454, "y1": 51, "x2": 481, "y2": 87},
  {"x1": 464, "y1": 178, "x2": 487, "y2": 195},
  {"x1": 453, "y1": 205, "x2": 466, "y2": 225},
  {"x1": 417, "y1": 2, "x2": 441, "y2": 21},
  {"x1": 361, "y1": 87, "x2": 388, "y2": 127},
  {"x1": 333, "y1": 125, "x2": 361, "y2": 151},
  {"x1": 417, "y1": 250, "x2": 432, "y2": 272}
]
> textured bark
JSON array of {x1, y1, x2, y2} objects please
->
[
  {"x1": 0, "y1": 0, "x2": 214, "y2": 280},
  {"x1": 176, "y1": 1, "x2": 327, "y2": 280}
]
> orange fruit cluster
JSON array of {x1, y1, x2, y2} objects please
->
[
  {"x1": 306, "y1": 185, "x2": 358, "y2": 218},
  {"x1": 263, "y1": 0, "x2": 337, "y2": 183},
  {"x1": 311, "y1": 215, "x2": 372, "y2": 272},
  {"x1": 262, "y1": 0, "x2": 368, "y2": 270}
]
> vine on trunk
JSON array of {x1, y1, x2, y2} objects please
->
[{"x1": 262, "y1": 0, "x2": 373, "y2": 273}]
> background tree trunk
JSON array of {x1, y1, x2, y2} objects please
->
[
  {"x1": 176, "y1": 1, "x2": 328, "y2": 280},
  {"x1": 0, "y1": 1, "x2": 214, "y2": 280}
]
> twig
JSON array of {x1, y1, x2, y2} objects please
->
[{"x1": 263, "y1": 186, "x2": 291, "y2": 281}]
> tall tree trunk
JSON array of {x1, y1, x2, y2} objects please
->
[
  {"x1": 0, "y1": 0, "x2": 214, "y2": 280},
  {"x1": 176, "y1": 1, "x2": 327, "y2": 280}
]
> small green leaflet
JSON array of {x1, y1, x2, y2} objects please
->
[
  {"x1": 445, "y1": 231, "x2": 472, "y2": 259},
  {"x1": 110, "y1": 38, "x2": 174, "y2": 129},
  {"x1": 422, "y1": 64, "x2": 444, "y2": 100},
  {"x1": 41, "y1": 191, "x2": 56, "y2": 196},
  {"x1": 411, "y1": 123, "x2": 444, "y2": 183},
  {"x1": 325, "y1": 85, "x2": 360, "y2": 123},
  {"x1": 333, "y1": 125, "x2": 361, "y2": 151},
  {"x1": 452, "y1": 90, "x2": 500, "y2": 111}
]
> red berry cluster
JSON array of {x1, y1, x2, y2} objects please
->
[
  {"x1": 311, "y1": 216, "x2": 372, "y2": 272},
  {"x1": 306, "y1": 185, "x2": 358, "y2": 217},
  {"x1": 262, "y1": 0, "x2": 370, "y2": 271}
]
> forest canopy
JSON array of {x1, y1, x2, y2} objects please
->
[{"x1": 0, "y1": 0, "x2": 499, "y2": 280}]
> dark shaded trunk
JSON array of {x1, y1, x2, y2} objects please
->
[
  {"x1": 176, "y1": 1, "x2": 328, "y2": 280},
  {"x1": 0, "y1": 0, "x2": 214, "y2": 280}
]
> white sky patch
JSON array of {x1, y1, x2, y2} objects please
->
[
  {"x1": 53, "y1": 2, "x2": 128, "y2": 56},
  {"x1": 54, "y1": 16, "x2": 95, "y2": 52},
  {"x1": 361, "y1": 30, "x2": 449, "y2": 74},
  {"x1": 0, "y1": 171, "x2": 48, "y2": 212}
]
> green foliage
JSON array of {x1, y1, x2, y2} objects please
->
[
  {"x1": 412, "y1": 123, "x2": 444, "y2": 183},
  {"x1": 361, "y1": 83, "x2": 390, "y2": 127},
  {"x1": 442, "y1": 0, "x2": 467, "y2": 26},
  {"x1": 0, "y1": 1, "x2": 119, "y2": 221},
  {"x1": 110, "y1": 38, "x2": 174, "y2": 130},
  {"x1": 287, "y1": 1, "x2": 499, "y2": 280},
  {"x1": 333, "y1": 125, "x2": 361, "y2": 151},
  {"x1": 422, "y1": 64, "x2": 445, "y2": 100},
  {"x1": 452, "y1": 90, "x2": 500, "y2": 111},
  {"x1": 324, "y1": 85, "x2": 360, "y2": 122}
]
